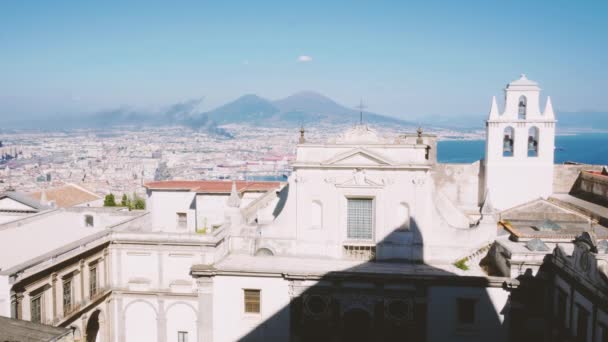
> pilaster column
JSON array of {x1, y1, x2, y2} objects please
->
[
  {"x1": 157, "y1": 298, "x2": 167, "y2": 342},
  {"x1": 157, "y1": 251, "x2": 164, "y2": 289},
  {"x1": 197, "y1": 277, "x2": 214, "y2": 342},
  {"x1": 22, "y1": 292, "x2": 30, "y2": 321},
  {"x1": 79, "y1": 260, "x2": 86, "y2": 302},
  {"x1": 103, "y1": 248, "x2": 110, "y2": 288},
  {"x1": 117, "y1": 296, "x2": 125, "y2": 342},
  {"x1": 115, "y1": 248, "x2": 122, "y2": 287},
  {"x1": 51, "y1": 273, "x2": 58, "y2": 319},
  {"x1": 81, "y1": 314, "x2": 88, "y2": 342},
  {"x1": 105, "y1": 298, "x2": 113, "y2": 342},
  {"x1": 11, "y1": 292, "x2": 24, "y2": 319}
]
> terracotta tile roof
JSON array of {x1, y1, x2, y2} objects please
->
[
  {"x1": 29, "y1": 184, "x2": 101, "y2": 208},
  {"x1": 144, "y1": 180, "x2": 282, "y2": 193},
  {"x1": 586, "y1": 170, "x2": 608, "y2": 178}
]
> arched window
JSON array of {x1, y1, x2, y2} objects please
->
[
  {"x1": 398, "y1": 202, "x2": 411, "y2": 231},
  {"x1": 528, "y1": 127, "x2": 539, "y2": 157},
  {"x1": 311, "y1": 200, "x2": 323, "y2": 229},
  {"x1": 503, "y1": 127, "x2": 515, "y2": 157},
  {"x1": 518, "y1": 96, "x2": 527, "y2": 120}
]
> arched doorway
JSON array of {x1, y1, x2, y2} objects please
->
[
  {"x1": 86, "y1": 310, "x2": 101, "y2": 342},
  {"x1": 342, "y1": 308, "x2": 371, "y2": 342}
]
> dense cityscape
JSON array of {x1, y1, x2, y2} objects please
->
[{"x1": 0, "y1": 124, "x2": 482, "y2": 197}]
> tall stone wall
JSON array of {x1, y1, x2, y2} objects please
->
[
  {"x1": 553, "y1": 164, "x2": 604, "y2": 194},
  {"x1": 433, "y1": 162, "x2": 482, "y2": 209}
]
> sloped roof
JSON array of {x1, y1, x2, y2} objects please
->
[
  {"x1": 144, "y1": 180, "x2": 282, "y2": 194},
  {"x1": 29, "y1": 184, "x2": 101, "y2": 208},
  {"x1": 0, "y1": 315, "x2": 71, "y2": 341},
  {"x1": 506, "y1": 74, "x2": 539, "y2": 88},
  {"x1": 0, "y1": 191, "x2": 49, "y2": 211}
]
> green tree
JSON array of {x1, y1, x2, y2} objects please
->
[
  {"x1": 128, "y1": 192, "x2": 145, "y2": 210},
  {"x1": 104, "y1": 193, "x2": 116, "y2": 207},
  {"x1": 133, "y1": 197, "x2": 146, "y2": 210},
  {"x1": 121, "y1": 194, "x2": 129, "y2": 207}
]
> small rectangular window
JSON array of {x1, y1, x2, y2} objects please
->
[
  {"x1": 63, "y1": 278, "x2": 73, "y2": 315},
  {"x1": 30, "y1": 294, "x2": 42, "y2": 323},
  {"x1": 85, "y1": 215, "x2": 94, "y2": 227},
  {"x1": 457, "y1": 298, "x2": 476, "y2": 325},
  {"x1": 244, "y1": 289, "x2": 261, "y2": 314},
  {"x1": 177, "y1": 213, "x2": 187, "y2": 229},
  {"x1": 89, "y1": 266, "x2": 98, "y2": 298},
  {"x1": 178, "y1": 331, "x2": 188, "y2": 342}
]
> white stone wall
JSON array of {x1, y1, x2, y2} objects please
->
[
  {"x1": 110, "y1": 243, "x2": 210, "y2": 292},
  {"x1": 147, "y1": 191, "x2": 196, "y2": 232},
  {"x1": 427, "y1": 286, "x2": 508, "y2": 342},
  {"x1": 0, "y1": 276, "x2": 10, "y2": 317},
  {"x1": 118, "y1": 296, "x2": 199, "y2": 342},
  {"x1": 195, "y1": 194, "x2": 228, "y2": 230},
  {"x1": 211, "y1": 276, "x2": 290, "y2": 342}
]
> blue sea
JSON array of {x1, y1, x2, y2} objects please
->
[{"x1": 437, "y1": 133, "x2": 608, "y2": 165}]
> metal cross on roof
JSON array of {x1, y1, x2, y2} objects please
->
[{"x1": 355, "y1": 100, "x2": 367, "y2": 125}]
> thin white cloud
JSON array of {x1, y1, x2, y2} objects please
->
[{"x1": 297, "y1": 55, "x2": 313, "y2": 62}]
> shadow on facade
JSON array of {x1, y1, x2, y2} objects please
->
[{"x1": 236, "y1": 221, "x2": 509, "y2": 342}]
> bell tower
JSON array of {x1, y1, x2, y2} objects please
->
[{"x1": 484, "y1": 75, "x2": 556, "y2": 210}]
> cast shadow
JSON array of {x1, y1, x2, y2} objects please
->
[{"x1": 237, "y1": 218, "x2": 508, "y2": 342}]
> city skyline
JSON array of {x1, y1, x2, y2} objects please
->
[{"x1": 1, "y1": 0, "x2": 607, "y2": 120}]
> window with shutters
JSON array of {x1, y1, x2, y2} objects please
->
[
  {"x1": 244, "y1": 289, "x2": 261, "y2": 314},
  {"x1": 30, "y1": 294, "x2": 42, "y2": 323},
  {"x1": 347, "y1": 198, "x2": 374, "y2": 241},
  {"x1": 89, "y1": 266, "x2": 98, "y2": 298},
  {"x1": 178, "y1": 331, "x2": 188, "y2": 342},
  {"x1": 63, "y1": 278, "x2": 73, "y2": 315}
]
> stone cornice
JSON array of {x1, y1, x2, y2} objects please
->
[{"x1": 190, "y1": 265, "x2": 510, "y2": 288}]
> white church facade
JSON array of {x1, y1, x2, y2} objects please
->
[{"x1": 1, "y1": 75, "x2": 607, "y2": 342}]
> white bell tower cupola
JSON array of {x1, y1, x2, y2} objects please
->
[{"x1": 484, "y1": 75, "x2": 557, "y2": 210}]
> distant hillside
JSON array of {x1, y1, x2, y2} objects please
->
[
  {"x1": 206, "y1": 94, "x2": 280, "y2": 124},
  {"x1": 1, "y1": 99, "x2": 234, "y2": 138},
  {"x1": 3, "y1": 94, "x2": 605, "y2": 134},
  {"x1": 205, "y1": 91, "x2": 415, "y2": 127}
]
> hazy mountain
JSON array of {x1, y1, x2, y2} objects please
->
[
  {"x1": 272, "y1": 91, "x2": 414, "y2": 126},
  {"x1": 2, "y1": 93, "x2": 606, "y2": 134},
  {"x1": 201, "y1": 91, "x2": 416, "y2": 127},
  {"x1": 0, "y1": 99, "x2": 233, "y2": 138},
  {"x1": 206, "y1": 94, "x2": 280, "y2": 124}
]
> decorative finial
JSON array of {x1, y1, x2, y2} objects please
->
[
  {"x1": 520, "y1": 73, "x2": 527, "y2": 79},
  {"x1": 226, "y1": 180, "x2": 241, "y2": 208},
  {"x1": 416, "y1": 127, "x2": 424, "y2": 144},
  {"x1": 299, "y1": 125, "x2": 306, "y2": 144},
  {"x1": 543, "y1": 96, "x2": 555, "y2": 118},
  {"x1": 489, "y1": 96, "x2": 499, "y2": 118}
]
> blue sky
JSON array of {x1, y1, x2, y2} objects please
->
[{"x1": 1, "y1": 0, "x2": 606, "y2": 120}]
